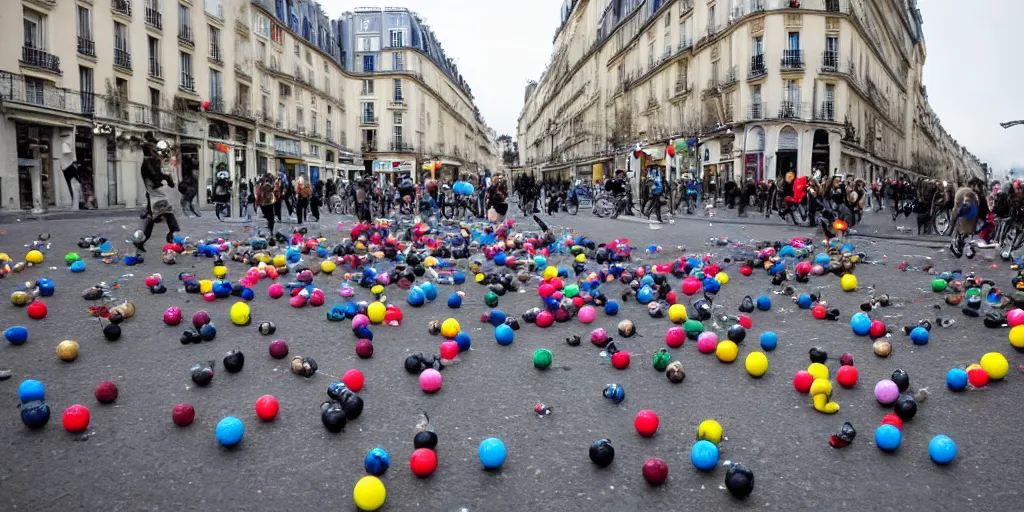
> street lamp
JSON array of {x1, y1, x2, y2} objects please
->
[{"x1": 1000, "y1": 120, "x2": 1024, "y2": 128}]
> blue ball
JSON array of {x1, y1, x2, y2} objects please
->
[
  {"x1": 18, "y1": 379, "x2": 45, "y2": 402},
  {"x1": 604, "y1": 301, "x2": 620, "y2": 316},
  {"x1": 557, "y1": 267, "x2": 569, "y2": 279},
  {"x1": 420, "y1": 282, "x2": 438, "y2": 301},
  {"x1": 240, "y1": 287, "x2": 255, "y2": 301},
  {"x1": 364, "y1": 447, "x2": 391, "y2": 475},
  {"x1": 342, "y1": 302, "x2": 359, "y2": 318},
  {"x1": 215, "y1": 416, "x2": 245, "y2": 447},
  {"x1": 495, "y1": 324, "x2": 514, "y2": 345},
  {"x1": 353, "y1": 326, "x2": 374, "y2": 340},
  {"x1": 841, "y1": 243, "x2": 855, "y2": 254},
  {"x1": 37, "y1": 278, "x2": 55, "y2": 297},
  {"x1": 20, "y1": 400, "x2": 50, "y2": 428},
  {"x1": 928, "y1": 435, "x2": 957, "y2": 465},
  {"x1": 780, "y1": 245, "x2": 796, "y2": 258},
  {"x1": 691, "y1": 440, "x2": 720, "y2": 471},
  {"x1": 760, "y1": 331, "x2": 778, "y2": 351},
  {"x1": 946, "y1": 368, "x2": 969, "y2": 391},
  {"x1": 910, "y1": 326, "x2": 929, "y2": 345},
  {"x1": 702, "y1": 278, "x2": 721, "y2": 294},
  {"x1": 478, "y1": 437, "x2": 507, "y2": 469},
  {"x1": 533, "y1": 255, "x2": 547, "y2": 269},
  {"x1": 756, "y1": 295, "x2": 772, "y2": 311},
  {"x1": 455, "y1": 332, "x2": 472, "y2": 352},
  {"x1": 796, "y1": 293, "x2": 812, "y2": 309},
  {"x1": 603, "y1": 383, "x2": 625, "y2": 403},
  {"x1": 637, "y1": 286, "x2": 653, "y2": 304},
  {"x1": 640, "y1": 275, "x2": 654, "y2": 287},
  {"x1": 494, "y1": 252, "x2": 507, "y2": 266},
  {"x1": 5, "y1": 326, "x2": 29, "y2": 345},
  {"x1": 488, "y1": 310, "x2": 508, "y2": 327},
  {"x1": 850, "y1": 312, "x2": 872, "y2": 336},
  {"x1": 452, "y1": 272, "x2": 466, "y2": 285},
  {"x1": 874, "y1": 424, "x2": 902, "y2": 452},
  {"x1": 407, "y1": 288, "x2": 425, "y2": 307},
  {"x1": 447, "y1": 293, "x2": 462, "y2": 309},
  {"x1": 815, "y1": 253, "x2": 830, "y2": 265},
  {"x1": 70, "y1": 260, "x2": 86, "y2": 272}
]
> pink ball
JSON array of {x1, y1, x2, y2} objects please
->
[
  {"x1": 268, "y1": 339, "x2": 289, "y2": 359},
  {"x1": 874, "y1": 379, "x2": 900, "y2": 405},
  {"x1": 439, "y1": 341, "x2": 459, "y2": 360},
  {"x1": 665, "y1": 326, "x2": 685, "y2": 348},
  {"x1": 203, "y1": 292, "x2": 217, "y2": 302},
  {"x1": 1008, "y1": 308, "x2": 1024, "y2": 327},
  {"x1": 795, "y1": 261, "x2": 812, "y2": 275},
  {"x1": 289, "y1": 295, "x2": 306, "y2": 308},
  {"x1": 192, "y1": 311, "x2": 210, "y2": 329},
  {"x1": 419, "y1": 368, "x2": 442, "y2": 393},
  {"x1": 268, "y1": 283, "x2": 284, "y2": 299},
  {"x1": 590, "y1": 328, "x2": 608, "y2": 346},
  {"x1": 309, "y1": 289, "x2": 325, "y2": 307},
  {"x1": 538, "y1": 283, "x2": 554, "y2": 298},
  {"x1": 578, "y1": 305, "x2": 596, "y2": 324},
  {"x1": 696, "y1": 332, "x2": 719, "y2": 354},
  {"x1": 352, "y1": 314, "x2": 370, "y2": 330},
  {"x1": 163, "y1": 307, "x2": 182, "y2": 326}
]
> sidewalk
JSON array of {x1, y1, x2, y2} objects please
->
[{"x1": 0, "y1": 206, "x2": 146, "y2": 223}]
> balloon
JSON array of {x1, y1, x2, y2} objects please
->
[
  {"x1": 634, "y1": 410, "x2": 659, "y2": 438},
  {"x1": 419, "y1": 368, "x2": 442, "y2": 392},
  {"x1": 697, "y1": 419, "x2": 723, "y2": 444},
  {"x1": 874, "y1": 424, "x2": 901, "y2": 452},
  {"x1": 716, "y1": 340, "x2": 739, "y2": 363}
]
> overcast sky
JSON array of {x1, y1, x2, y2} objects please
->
[{"x1": 324, "y1": 0, "x2": 1023, "y2": 173}]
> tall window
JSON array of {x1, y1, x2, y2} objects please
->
[
  {"x1": 209, "y1": 26, "x2": 221, "y2": 61},
  {"x1": 23, "y1": 9, "x2": 44, "y2": 49},
  {"x1": 361, "y1": 79, "x2": 373, "y2": 95},
  {"x1": 311, "y1": 111, "x2": 317, "y2": 131},
  {"x1": 296, "y1": 107, "x2": 304, "y2": 128},
  {"x1": 362, "y1": 102, "x2": 374, "y2": 122},
  {"x1": 392, "y1": 52, "x2": 403, "y2": 70},
  {"x1": 393, "y1": 125, "x2": 403, "y2": 145},
  {"x1": 326, "y1": 119, "x2": 332, "y2": 141},
  {"x1": 76, "y1": 6, "x2": 92, "y2": 42},
  {"x1": 784, "y1": 79, "x2": 800, "y2": 105},
  {"x1": 80, "y1": 66, "x2": 94, "y2": 112},
  {"x1": 180, "y1": 51, "x2": 194, "y2": 90},
  {"x1": 753, "y1": 36, "x2": 763, "y2": 56},
  {"x1": 362, "y1": 55, "x2": 375, "y2": 72},
  {"x1": 203, "y1": 0, "x2": 223, "y2": 19},
  {"x1": 210, "y1": 70, "x2": 222, "y2": 109},
  {"x1": 825, "y1": 36, "x2": 838, "y2": 52},
  {"x1": 393, "y1": 112, "x2": 403, "y2": 125},
  {"x1": 255, "y1": 14, "x2": 270, "y2": 38},
  {"x1": 390, "y1": 30, "x2": 404, "y2": 47},
  {"x1": 788, "y1": 32, "x2": 800, "y2": 50},
  {"x1": 148, "y1": 37, "x2": 161, "y2": 77},
  {"x1": 393, "y1": 79, "x2": 403, "y2": 101},
  {"x1": 178, "y1": 3, "x2": 192, "y2": 41}
]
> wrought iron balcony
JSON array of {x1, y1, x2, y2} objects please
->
[
  {"x1": 131, "y1": 103, "x2": 161, "y2": 128},
  {"x1": 145, "y1": 8, "x2": 162, "y2": 29},
  {"x1": 361, "y1": 142, "x2": 378, "y2": 152},
  {"x1": 361, "y1": 116, "x2": 378, "y2": 126},
  {"x1": 179, "y1": 26, "x2": 194, "y2": 47},
  {"x1": 821, "y1": 51, "x2": 839, "y2": 73},
  {"x1": 722, "y1": 66, "x2": 738, "y2": 87},
  {"x1": 20, "y1": 46, "x2": 61, "y2": 74},
  {"x1": 825, "y1": 0, "x2": 841, "y2": 12},
  {"x1": 781, "y1": 49, "x2": 804, "y2": 70},
  {"x1": 815, "y1": 101, "x2": 836, "y2": 121},
  {"x1": 208, "y1": 97, "x2": 225, "y2": 113},
  {"x1": 0, "y1": 71, "x2": 85, "y2": 113},
  {"x1": 209, "y1": 47, "x2": 223, "y2": 63},
  {"x1": 390, "y1": 141, "x2": 413, "y2": 152},
  {"x1": 148, "y1": 58, "x2": 162, "y2": 79},
  {"x1": 180, "y1": 73, "x2": 195, "y2": 92},
  {"x1": 114, "y1": 48, "x2": 132, "y2": 70},
  {"x1": 387, "y1": 99, "x2": 407, "y2": 109},
  {"x1": 112, "y1": 0, "x2": 132, "y2": 17},
  {"x1": 778, "y1": 100, "x2": 802, "y2": 119},
  {"x1": 747, "y1": 103, "x2": 766, "y2": 120},
  {"x1": 749, "y1": 54, "x2": 766, "y2": 79},
  {"x1": 77, "y1": 37, "x2": 96, "y2": 57},
  {"x1": 749, "y1": 0, "x2": 765, "y2": 11}
]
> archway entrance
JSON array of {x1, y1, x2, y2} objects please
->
[
  {"x1": 812, "y1": 129, "x2": 830, "y2": 176},
  {"x1": 776, "y1": 126, "x2": 798, "y2": 178}
]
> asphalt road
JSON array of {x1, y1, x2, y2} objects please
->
[{"x1": 0, "y1": 208, "x2": 1021, "y2": 511}]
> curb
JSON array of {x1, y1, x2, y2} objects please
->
[{"x1": 0, "y1": 207, "x2": 146, "y2": 222}]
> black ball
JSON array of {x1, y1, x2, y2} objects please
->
[
  {"x1": 725, "y1": 463, "x2": 755, "y2": 499},
  {"x1": 223, "y1": 350, "x2": 245, "y2": 373},
  {"x1": 103, "y1": 323, "x2": 122, "y2": 341},
  {"x1": 321, "y1": 402, "x2": 347, "y2": 432},
  {"x1": 588, "y1": 438, "x2": 615, "y2": 468},
  {"x1": 180, "y1": 330, "x2": 198, "y2": 345},
  {"x1": 190, "y1": 366, "x2": 213, "y2": 387},
  {"x1": 809, "y1": 347, "x2": 828, "y2": 364},
  {"x1": 727, "y1": 324, "x2": 747, "y2": 343},
  {"x1": 891, "y1": 369, "x2": 910, "y2": 392},
  {"x1": 504, "y1": 317, "x2": 521, "y2": 330},
  {"x1": 413, "y1": 431, "x2": 438, "y2": 450},
  {"x1": 893, "y1": 394, "x2": 917, "y2": 420},
  {"x1": 20, "y1": 400, "x2": 50, "y2": 428},
  {"x1": 340, "y1": 394, "x2": 364, "y2": 420},
  {"x1": 258, "y1": 321, "x2": 276, "y2": 335},
  {"x1": 405, "y1": 355, "x2": 425, "y2": 374}
]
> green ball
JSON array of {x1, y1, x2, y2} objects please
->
[
  {"x1": 694, "y1": 271, "x2": 705, "y2": 281},
  {"x1": 533, "y1": 349, "x2": 553, "y2": 370},
  {"x1": 564, "y1": 284, "x2": 579, "y2": 298},
  {"x1": 652, "y1": 349, "x2": 672, "y2": 371},
  {"x1": 683, "y1": 319, "x2": 704, "y2": 338},
  {"x1": 484, "y1": 292, "x2": 499, "y2": 307},
  {"x1": 65, "y1": 252, "x2": 81, "y2": 265},
  {"x1": 570, "y1": 246, "x2": 584, "y2": 256},
  {"x1": 965, "y1": 287, "x2": 981, "y2": 298},
  {"x1": 931, "y1": 279, "x2": 947, "y2": 292}
]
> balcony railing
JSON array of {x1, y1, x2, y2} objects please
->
[
  {"x1": 210, "y1": 47, "x2": 223, "y2": 63},
  {"x1": 361, "y1": 116, "x2": 378, "y2": 125},
  {"x1": 179, "y1": 26, "x2": 194, "y2": 47},
  {"x1": 361, "y1": 142, "x2": 378, "y2": 152},
  {"x1": 747, "y1": 103, "x2": 766, "y2": 120},
  {"x1": 148, "y1": 59, "x2": 162, "y2": 78},
  {"x1": 388, "y1": 99, "x2": 407, "y2": 109},
  {"x1": 131, "y1": 103, "x2": 161, "y2": 128},
  {"x1": 208, "y1": 97, "x2": 225, "y2": 113},
  {"x1": 674, "y1": 76, "x2": 691, "y2": 95},
  {"x1": 749, "y1": 54, "x2": 766, "y2": 79},
  {"x1": 114, "y1": 48, "x2": 132, "y2": 70},
  {"x1": 781, "y1": 49, "x2": 804, "y2": 70},
  {"x1": 749, "y1": 0, "x2": 765, "y2": 11},
  {"x1": 821, "y1": 51, "x2": 839, "y2": 73},
  {"x1": 180, "y1": 73, "x2": 195, "y2": 92},
  {"x1": 0, "y1": 71, "x2": 85, "y2": 114},
  {"x1": 20, "y1": 46, "x2": 61, "y2": 74},
  {"x1": 390, "y1": 141, "x2": 413, "y2": 152},
  {"x1": 145, "y1": 8, "x2": 162, "y2": 30},
  {"x1": 723, "y1": 66, "x2": 738, "y2": 87},
  {"x1": 778, "y1": 100, "x2": 802, "y2": 119},
  {"x1": 111, "y1": 0, "x2": 132, "y2": 17},
  {"x1": 825, "y1": 0, "x2": 841, "y2": 12},
  {"x1": 815, "y1": 101, "x2": 836, "y2": 121},
  {"x1": 77, "y1": 37, "x2": 96, "y2": 57}
]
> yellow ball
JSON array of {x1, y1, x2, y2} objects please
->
[
  {"x1": 850, "y1": 255, "x2": 860, "y2": 263},
  {"x1": 667, "y1": 304, "x2": 688, "y2": 324},
  {"x1": 542, "y1": 266, "x2": 557, "y2": 280},
  {"x1": 25, "y1": 250, "x2": 44, "y2": 264},
  {"x1": 352, "y1": 475, "x2": 386, "y2": 511},
  {"x1": 745, "y1": 351, "x2": 769, "y2": 377},
  {"x1": 440, "y1": 318, "x2": 461, "y2": 339},
  {"x1": 213, "y1": 265, "x2": 228, "y2": 279},
  {"x1": 715, "y1": 272, "x2": 729, "y2": 285},
  {"x1": 230, "y1": 301, "x2": 251, "y2": 326},
  {"x1": 272, "y1": 255, "x2": 286, "y2": 267},
  {"x1": 424, "y1": 256, "x2": 438, "y2": 267},
  {"x1": 697, "y1": 419, "x2": 723, "y2": 445},
  {"x1": 370, "y1": 284, "x2": 385, "y2": 296},
  {"x1": 199, "y1": 279, "x2": 213, "y2": 294},
  {"x1": 1010, "y1": 325, "x2": 1024, "y2": 348},
  {"x1": 475, "y1": 273, "x2": 486, "y2": 283},
  {"x1": 10, "y1": 291, "x2": 31, "y2": 307},
  {"x1": 367, "y1": 302, "x2": 386, "y2": 324},
  {"x1": 56, "y1": 340, "x2": 80, "y2": 362},
  {"x1": 716, "y1": 340, "x2": 739, "y2": 363},
  {"x1": 320, "y1": 260, "x2": 337, "y2": 274},
  {"x1": 807, "y1": 362, "x2": 829, "y2": 380},
  {"x1": 980, "y1": 352, "x2": 1009, "y2": 380},
  {"x1": 0, "y1": 252, "x2": 10, "y2": 261},
  {"x1": 575, "y1": 253, "x2": 586, "y2": 263},
  {"x1": 840, "y1": 273, "x2": 857, "y2": 292}
]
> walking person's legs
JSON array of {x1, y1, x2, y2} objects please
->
[{"x1": 261, "y1": 204, "x2": 276, "y2": 234}]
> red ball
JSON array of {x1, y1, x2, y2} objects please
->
[
  {"x1": 571, "y1": 296, "x2": 585, "y2": 309},
  {"x1": 737, "y1": 315, "x2": 753, "y2": 329},
  {"x1": 634, "y1": 409, "x2": 660, "y2": 438},
  {"x1": 665, "y1": 327, "x2": 685, "y2": 348},
  {"x1": 642, "y1": 458, "x2": 669, "y2": 485},
  {"x1": 704, "y1": 265, "x2": 720, "y2": 279},
  {"x1": 968, "y1": 367, "x2": 989, "y2": 388},
  {"x1": 255, "y1": 394, "x2": 279, "y2": 421},
  {"x1": 881, "y1": 413, "x2": 903, "y2": 431},
  {"x1": 94, "y1": 381, "x2": 119, "y2": 403},
  {"x1": 811, "y1": 305, "x2": 827, "y2": 320},
  {"x1": 203, "y1": 292, "x2": 217, "y2": 302},
  {"x1": 342, "y1": 368, "x2": 365, "y2": 392},
  {"x1": 682, "y1": 277, "x2": 701, "y2": 296},
  {"x1": 538, "y1": 283, "x2": 554, "y2": 298},
  {"x1": 192, "y1": 311, "x2": 211, "y2": 329},
  {"x1": 384, "y1": 305, "x2": 403, "y2": 325},
  {"x1": 611, "y1": 351, "x2": 631, "y2": 369},
  {"x1": 536, "y1": 310, "x2": 554, "y2": 328},
  {"x1": 172, "y1": 403, "x2": 195, "y2": 426},
  {"x1": 144, "y1": 276, "x2": 160, "y2": 287},
  {"x1": 836, "y1": 365, "x2": 859, "y2": 389},
  {"x1": 551, "y1": 291, "x2": 564, "y2": 301},
  {"x1": 27, "y1": 300, "x2": 47, "y2": 320},
  {"x1": 793, "y1": 370, "x2": 814, "y2": 393},
  {"x1": 665, "y1": 291, "x2": 677, "y2": 305},
  {"x1": 795, "y1": 261, "x2": 812, "y2": 276},
  {"x1": 549, "y1": 277, "x2": 564, "y2": 290},
  {"x1": 355, "y1": 339, "x2": 374, "y2": 359},
  {"x1": 739, "y1": 265, "x2": 753, "y2": 277},
  {"x1": 409, "y1": 448, "x2": 438, "y2": 478},
  {"x1": 439, "y1": 341, "x2": 460, "y2": 360},
  {"x1": 868, "y1": 320, "x2": 887, "y2": 339},
  {"x1": 62, "y1": 404, "x2": 90, "y2": 432},
  {"x1": 268, "y1": 339, "x2": 289, "y2": 359}
]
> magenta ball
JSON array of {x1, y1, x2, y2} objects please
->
[
  {"x1": 1008, "y1": 308, "x2": 1024, "y2": 327},
  {"x1": 811, "y1": 264, "x2": 825, "y2": 275},
  {"x1": 268, "y1": 339, "x2": 289, "y2": 359},
  {"x1": 191, "y1": 311, "x2": 210, "y2": 329},
  {"x1": 163, "y1": 307, "x2": 182, "y2": 326},
  {"x1": 696, "y1": 332, "x2": 718, "y2": 354},
  {"x1": 439, "y1": 341, "x2": 459, "y2": 360},
  {"x1": 268, "y1": 283, "x2": 284, "y2": 298},
  {"x1": 419, "y1": 368, "x2": 442, "y2": 393},
  {"x1": 665, "y1": 327, "x2": 685, "y2": 348},
  {"x1": 578, "y1": 305, "x2": 596, "y2": 324},
  {"x1": 352, "y1": 314, "x2": 370, "y2": 330},
  {"x1": 874, "y1": 379, "x2": 900, "y2": 405}
]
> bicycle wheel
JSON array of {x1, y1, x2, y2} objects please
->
[
  {"x1": 932, "y1": 209, "x2": 951, "y2": 236},
  {"x1": 568, "y1": 197, "x2": 579, "y2": 215},
  {"x1": 442, "y1": 202, "x2": 455, "y2": 220}
]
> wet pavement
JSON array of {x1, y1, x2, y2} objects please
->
[{"x1": 0, "y1": 208, "x2": 1020, "y2": 511}]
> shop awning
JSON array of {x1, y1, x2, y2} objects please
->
[{"x1": 7, "y1": 112, "x2": 79, "y2": 128}]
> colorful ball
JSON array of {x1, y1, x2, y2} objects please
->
[
  {"x1": 27, "y1": 300, "x2": 47, "y2": 320},
  {"x1": 56, "y1": 340, "x2": 79, "y2": 362},
  {"x1": 850, "y1": 312, "x2": 871, "y2": 336},
  {"x1": 269, "y1": 339, "x2": 289, "y2": 359},
  {"x1": 869, "y1": 320, "x2": 887, "y2": 339},
  {"x1": 255, "y1": 394, "x2": 279, "y2": 421},
  {"x1": 172, "y1": 403, "x2": 195, "y2": 426},
  {"x1": 874, "y1": 380, "x2": 900, "y2": 405},
  {"x1": 478, "y1": 437, "x2": 507, "y2": 469},
  {"x1": 691, "y1": 440, "x2": 719, "y2": 471},
  {"x1": 755, "y1": 295, "x2": 771, "y2": 311},
  {"x1": 230, "y1": 301, "x2": 251, "y2": 326},
  {"x1": 409, "y1": 448, "x2": 438, "y2": 477},
  {"x1": 836, "y1": 365, "x2": 859, "y2": 388},
  {"x1": 931, "y1": 278, "x2": 948, "y2": 292},
  {"x1": 419, "y1": 368, "x2": 442, "y2": 393},
  {"x1": 578, "y1": 305, "x2": 596, "y2": 324},
  {"x1": 967, "y1": 365, "x2": 990, "y2": 388},
  {"x1": 536, "y1": 310, "x2": 554, "y2": 328},
  {"x1": 356, "y1": 339, "x2": 374, "y2": 359},
  {"x1": 366, "y1": 302, "x2": 386, "y2": 324},
  {"x1": 697, "y1": 419, "x2": 723, "y2": 444},
  {"x1": 716, "y1": 340, "x2": 739, "y2": 363},
  {"x1": 744, "y1": 352, "x2": 768, "y2": 377},
  {"x1": 25, "y1": 250, "x2": 44, "y2": 264},
  {"x1": 715, "y1": 272, "x2": 730, "y2": 285},
  {"x1": 604, "y1": 301, "x2": 619, "y2": 315},
  {"x1": 533, "y1": 348, "x2": 553, "y2": 369},
  {"x1": 1009, "y1": 325, "x2": 1024, "y2": 348},
  {"x1": 62, "y1": 404, "x2": 90, "y2": 432},
  {"x1": 215, "y1": 416, "x2": 245, "y2": 447},
  {"x1": 642, "y1": 458, "x2": 669, "y2": 485},
  {"x1": 807, "y1": 362, "x2": 829, "y2": 380},
  {"x1": 18, "y1": 379, "x2": 45, "y2": 402},
  {"x1": 342, "y1": 369, "x2": 365, "y2": 392},
  {"x1": 759, "y1": 331, "x2": 778, "y2": 351},
  {"x1": 840, "y1": 273, "x2": 858, "y2": 291},
  {"x1": 980, "y1": 352, "x2": 1009, "y2": 380},
  {"x1": 874, "y1": 424, "x2": 901, "y2": 452},
  {"x1": 1007, "y1": 308, "x2": 1024, "y2": 327},
  {"x1": 364, "y1": 447, "x2": 391, "y2": 476},
  {"x1": 5, "y1": 325, "x2": 29, "y2": 345},
  {"x1": 928, "y1": 435, "x2": 957, "y2": 465},
  {"x1": 881, "y1": 413, "x2": 903, "y2": 431},
  {"x1": 268, "y1": 283, "x2": 284, "y2": 298},
  {"x1": 495, "y1": 324, "x2": 514, "y2": 345},
  {"x1": 611, "y1": 351, "x2": 631, "y2": 369},
  {"x1": 792, "y1": 371, "x2": 814, "y2": 393},
  {"x1": 20, "y1": 400, "x2": 50, "y2": 428},
  {"x1": 665, "y1": 326, "x2": 685, "y2": 348},
  {"x1": 634, "y1": 410, "x2": 659, "y2": 437},
  {"x1": 946, "y1": 368, "x2": 969, "y2": 391},
  {"x1": 440, "y1": 318, "x2": 461, "y2": 338},
  {"x1": 95, "y1": 381, "x2": 119, "y2": 403},
  {"x1": 909, "y1": 326, "x2": 929, "y2": 345},
  {"x1": 353, "y1": 475, "x2": 387, "y2": 511}
]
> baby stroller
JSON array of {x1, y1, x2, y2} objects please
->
[{"x1": 949, "y1": 201, "x2": 979, "y2": 259}]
